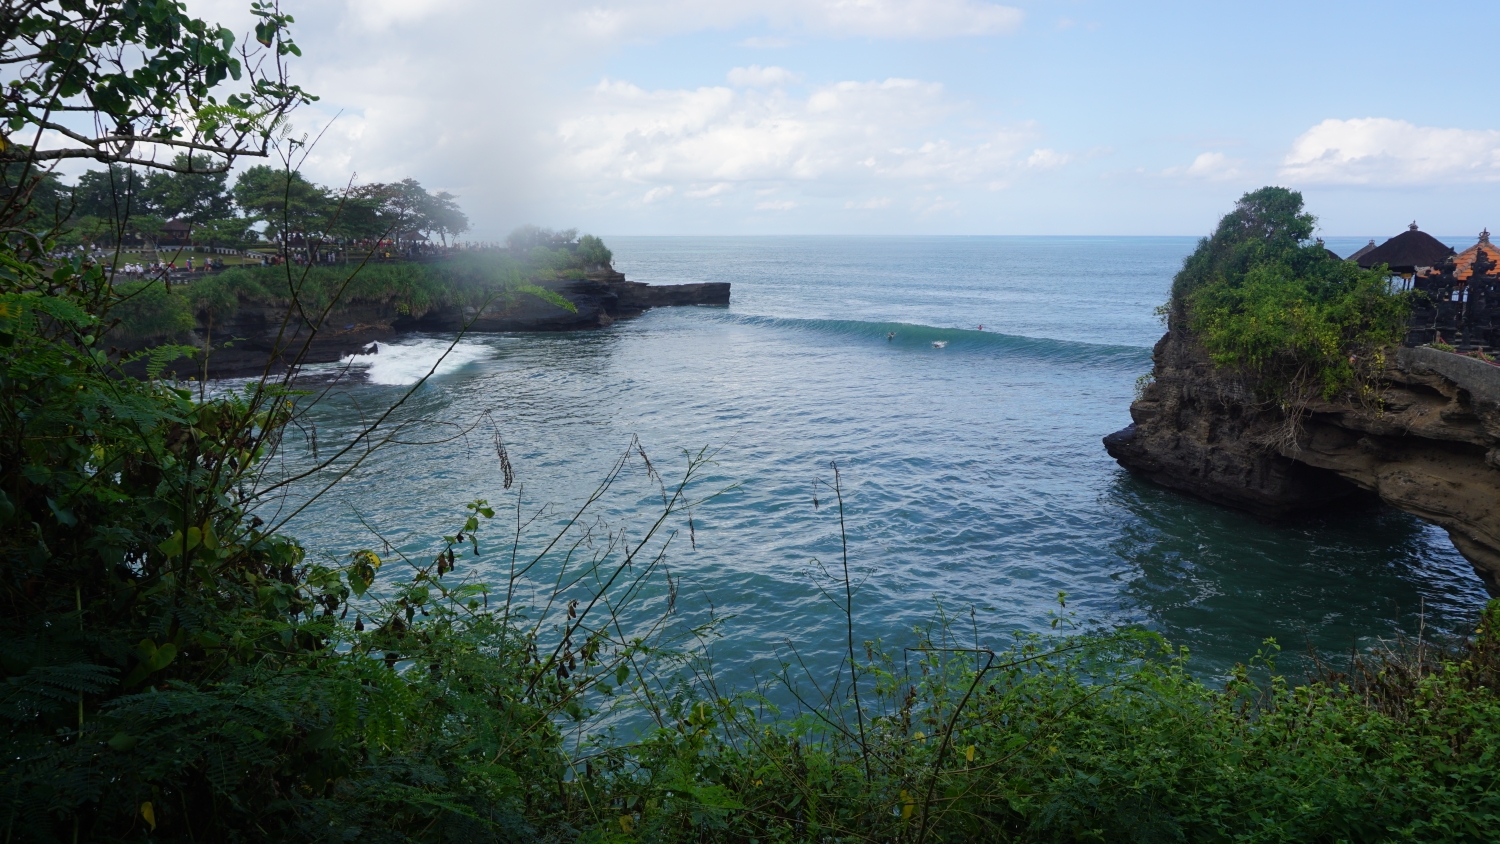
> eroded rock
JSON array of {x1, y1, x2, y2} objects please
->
[{"x1": 1106, "y1": 329, "x2": 1500, "y2": 594}]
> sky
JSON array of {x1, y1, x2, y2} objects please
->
[{"x1": 171, "y1": 0, "x2": 1500, "y2": 238}]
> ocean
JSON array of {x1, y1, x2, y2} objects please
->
[{"x1": 273, "y1": 236, "x2": 1490, "y2": 679}]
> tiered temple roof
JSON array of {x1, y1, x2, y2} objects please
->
[{"x1": 1449, "y1": 229, "x2": 1498, "y2": 281}]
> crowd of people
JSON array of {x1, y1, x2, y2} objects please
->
[{"x1": 113, "y1": 254, "x2": 234, "y2": 280}]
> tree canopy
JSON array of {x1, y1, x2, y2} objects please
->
[
  {"x1": 50, "y1": 161, "x2": 474, "y2": 252},
  {"x1": 1172, "y1": 187, "x2": 1412, "y2": 402},
  {"x1": 140, "y1": 155, "x2": 236, "y2": 223},
  {"x1": 1171, "y1": 186, "x2": 1318, "y2": 304},
  {"x1": 0, "y1": 0, "x2": 311, "y2": 175}
]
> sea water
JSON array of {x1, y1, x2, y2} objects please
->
[{"x1": 275, "y1": 236, "x2": 1489, "y2": 679}]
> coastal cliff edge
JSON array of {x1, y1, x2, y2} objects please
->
[
  {"x1": 176, "y1": 268, "x2": 730, "y2": 378},
  {"x1": 1105, "y1": 326, "x2": 1500, "y2": 595}
]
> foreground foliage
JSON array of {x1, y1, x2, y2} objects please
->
[
  {"x1": 3, "y1": 233, "x2": 1498, "y2": 843},
  {"x1": 1170, "y1": 187, "x2": 1413, "y2": 402}
]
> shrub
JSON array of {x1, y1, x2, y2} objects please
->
[
  {"x1": 1173, "y1": 188, "x2": 1412, "y2": 402},
  {"x1": 109, "y1": 279, "x2": 195, "y2": 340}
]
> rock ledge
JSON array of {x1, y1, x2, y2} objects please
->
[{"x1": 1106, "y1": 328, "x2": 1500, "y2": 594}]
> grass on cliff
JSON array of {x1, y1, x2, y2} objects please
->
[
  {"x1": 111, "y1": 241, "x2": 603, "y2": 341},
  {"x1": 6, "y1": 234, "x2": 1500, "y2": 843},
  {"x1": 1169, "y1": 187, "x2": 1413, "y2": 404}
]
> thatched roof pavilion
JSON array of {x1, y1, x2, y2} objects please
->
[
  {"x1": 1347, "y1": 239, "x2": 1378, "y2": 263},
  {"x1": 1449, "y1": 229, "x2": 1499, "y2": 281},
  {"x1": 1357, "y1": 222, "x2": 1455, "y2": 275}
]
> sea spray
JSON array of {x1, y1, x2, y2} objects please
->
[{"x1": 337, "y1": 337, "x2": 496, "y2": 386}]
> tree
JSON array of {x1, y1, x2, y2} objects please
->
[
  {"x1": 325, "y1": 190, "x2": 388, "y2": 244},
  {"x1": 131, "y1": 214, "x2": 166, "y2": 251},
  {"x1": 71, "y1": 166, "x2": 145, "y2": 225},
  {"x1": 141, "y1": 154, "x2": 235, "y2": 223},
  {"x1": 0, "y1": 0, "x2": 311, "y2": 180},
  {"x1": 232, "y1": 164, "x2": 333, "y2": 249},
  {"x1": 1175, "y1": 188, "x2": 1412, "y2": 404},
  {"x1": 1171, "y1": 186, "x2": 1317, "y2": 303},
  {"x1": 53, "y1": 214, "x2": 114, "y2": 249},
  {"x1": 194, "y1": 218, "x2": 253, "y2": 248},
  {"x1": 578, "y1": 234, "x2": 613, "y2": 267},
  {"x1": 425, "y1": 189, "x2": 470, "y2": 246},
  {"x1": 370, "y1": 178, "x2": 432, "y2": 247},
  {"x1": 1, "y1": 160, "x2": 71, "y2": 227}
]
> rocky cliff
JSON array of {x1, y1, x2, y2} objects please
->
[
  {"x1": 1105, "y1": 325, "x2": 1500, "y2": 595},
  {"x1": 167, "y1": 268, "x2": 730, "y2": 378}
]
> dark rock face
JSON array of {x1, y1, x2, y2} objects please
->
[
  {"x1": 159, "y1": 269, "x2": 730, "y2": 379},
  {"x1": 1106, "y1": 327, "x2": 1500, "y2": 594}
]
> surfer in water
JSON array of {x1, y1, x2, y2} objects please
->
[{"x1": 887, "y1": 331, "x2": 896, "y2": 342}]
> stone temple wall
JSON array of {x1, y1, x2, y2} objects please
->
[{"x1": 1405, "y1": 260, "x2": 1500, "y2": 352}]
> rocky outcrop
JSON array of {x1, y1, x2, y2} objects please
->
[
  {"x1": 156, "y1": 269, "x2": 730, "y2": 379},
  {"x1": 1105, "y1": 326, "x2": 1500, "y2": 594}
]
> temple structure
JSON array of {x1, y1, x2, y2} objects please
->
[
  {"x1": 1347, "y1": 239, "x2": 1378, "y2": 264},
  {"x1": 1356, "y1": 222, "x2": 1455, "y2": 288},
  {"x1": 1404, "y1": 230, "x2": 1498, "y2": 351}
]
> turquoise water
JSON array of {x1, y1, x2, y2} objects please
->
[{"x1": 275, "y1": 237, "x2": 1490, "y2": 678}]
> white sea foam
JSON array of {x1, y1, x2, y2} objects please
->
[{"x1": 338, "y1": 338, "x2": 493, "y2": 386}]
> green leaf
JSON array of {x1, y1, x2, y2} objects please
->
[
  {"x1": 159, "y1": 531, "x2": 184, "y2": 557},
  {"x1": 46, "y1": 498, "x2": 77, "y2": 527}
]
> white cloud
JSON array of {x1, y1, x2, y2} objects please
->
[
  {"x1": 727, "y1": 65, "x2": 803, "y2": 88},
  {"x1": 1280, "y1": 118, "x2": 1500, "y2": 185},
  {"x1": 344, "y1": 0, "x2": 464, "y2": 31},
  {"x1": 755, "y1": 199, "x2": 798, "y2": 210},
  {"x1": 569, "y1": 0, "x2": 1024, "y2": 42},
  {"x1": 845, "y1": 197, "x2": 893, "y2": 209},
  {"x1": 1163, "y1": 151, "x2": 1243, "y2": 181},
  {"x1": 685, "y1": 182, "x2": 735, "y2": 198},
  {"x1": 1026, "y1": 148, "x2": 1070, "y2": 169},
  {"x1": 171, "y1": 0, "x2": 1036, "y2": 234},
  {"x1": 799, "y1": 0, "x2": 1023, "y2": 38},
  {"x1": 550, "y1": 77, "x2": 1040, "y2": 206}
]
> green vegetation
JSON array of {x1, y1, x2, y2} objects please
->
[
  {"x1": 4, "y1": 7, "x2": 1497, "y2": 843},
  {"x1": 231, "y1": 167, "x2": 470, "y2": 251},
  {"x1": 1170, "y1": 187, "x2": 1413, "y2": 401},
  {"x1": 6, "y1": 261, "x2": 1500, "y2": 840},
  {"x1": 55, "y1": 159, "x2": 470, "y2": 255},
  {"x1": 110, "y1": 237, "x2": 607, "y2": 341}
]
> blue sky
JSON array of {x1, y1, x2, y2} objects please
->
[{"x1": 186, "y1": 0, "x2": 1500, "y2": 239}]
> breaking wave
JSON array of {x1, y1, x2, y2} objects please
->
[
  {"x1": 703, "y1": 312, "x2": 1153, "y2": 370},
  {"x1": 336, "y1": 337, "x2": 494, "y2": 386}
]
